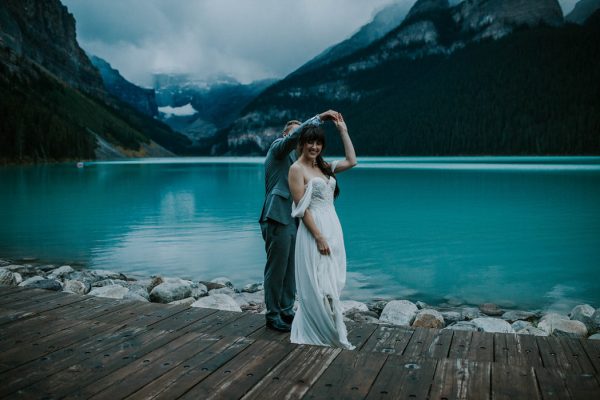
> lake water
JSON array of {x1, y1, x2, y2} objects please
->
[{"x1": 1, "y1": 157, "x2": 599, "y2": 312}]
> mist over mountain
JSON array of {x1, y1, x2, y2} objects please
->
[
  {"x1": 566, "y1": 0, "x2": 600, "y2": 23},
  {"x1": 217, "y1": 0, "x2": 599, "y2": 156}
]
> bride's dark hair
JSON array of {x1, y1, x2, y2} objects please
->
[{"x1": 299, "y1": 125, "x2": 340, "y2": 199}]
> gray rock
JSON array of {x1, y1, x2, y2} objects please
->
[
  {"x1": 136, "y1": 277, "x2": 163, "y2": 292},
  {"x1": 341, "y1": 300, "x2": 369, "y2": 314},
  {"x1": 19, "y1": 275, "x2": 45, "y2": 287},
  {"x1": 90, "y1": 269, "x2": 127, "y2": 281},
  {"x1": 539, "y1": 317, "x2": 588, "y2": 338},
  {"x1": 472, "y1": 317, "x2": 515, "y2": 333},
  {"x1": 126, "y1": 285, "x2": 150, "y2": 300},
  {"x1": 191, "y1": 293, "x2": 242, "y2": 312},
  {"x1": 367, "y1": 300, "x2": 389, "y2": 315},
  {"x1": 569, "y1": 304, "x2": 596, "y2": 332},
  {"x1": 210, "y1": 277, "x2": 234, "y2": 289},
  {"x1": 68, "y1": 271, "x2": 100, "y2": 286},
  {"x1": 588, "y1": 333, "x2": 600, "y2": 340},
  {"x1": 461, "y1": 307, "x2": 482, "y2": 321},
  {"x1": 591, "y1": 309, "x2": 600, "y2": 334},
  {"x1": 21, "y1": 278, "x2": 63, "y2": 291},
  {"x1": 0, "y1": 268, "x2": 17, "y2": 286},
  {"x1": 233, "y1": 291, "x2": 265, "y2": 312},
  {"x1": 169, "y1": 297, "x2": 197, "y2": 306},
  {"x1": 13, "y1": 272, "x2": 23, "y2": 285},
  {"x1": 443, "y1": 296, "x2": 465, "y2": 307},
  {"x1": 479, "y1": 303, "x2": 504, "y2": 316},
  {"x1": 441, "y1": 311, "x2": 462, "y2": 324},
  {"x1": 123, "y1": 291, "x2": 149, "y2": 302},
  {"x1": 443, "y1": 321, "x2": 479, "y2": 331},
  {"x1": 502, "y1": 310, "x2": 537, "y2": 323},
  {"x1": 346, "y1": 311, "x2": 380, "y2": 324},
  {"x1": 209, "y1": 287, "x2": 236, "y2": 296},
  {"x1": 48, "y1": 265, "x2": 75, "y2": 280},
  {"x1": 92, "y1": 279, "x2": 129, "y2": 288},
  {"x1": 517, "y1": 326, "x2": 549, "y2": 336},
  {"x1": 88, "y1": 285, "x2": 129, "y2": 299},
  {"x1": 415, "y1": 301, "x2": 429, "y2": 309},
  {"x1": 4, "y1": 264, "x2": 37, "y2": 275},
  {"x1": 63, "y1": 279, "x2": 90, "y2": 295},
  {"x1": 199, "y1": 281, "x2": 226, "y2": 290},
  {"x1": 191, "y1": 283, "x2": 208, "y2": 299},
  {"x1": 149, "y1": 281, "x2": 192, "y2": 304},
  {"x1": 242, "y1": 282, "x2": 264, "y2": 293},
  {"x1": 0, "y1": 259, "x2": 11, "y2": 266},
  {"x1": 412, "y1": 309, "x2": 445, "y2": 329},
  {"x1": 511, "y1": 320, "x2": 533, "y2": 331},
  {"x1": 379, "y1": 300, "x2": 418, "y2": 326},
  {"x1": 37, "y1": 264, "x2": 57, "y2": 272}
]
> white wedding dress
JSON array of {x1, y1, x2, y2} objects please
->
[{"x1": 290, "y1": 161, "x2": 355, "y2": 350}]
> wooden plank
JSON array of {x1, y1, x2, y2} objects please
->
[
  {"x1": 122, "y1": 304, "x2": 190, "y2": 328},
  {"x1": 345, "y1": 322, "x2": 378, "y2": 350},
  {"x1": 534, "y1": 367, "x2": 572, "y2": 400},
  {"x1": 448, "y1": 330, "x2": 473, "y2": 359},
  {"x1": 361, "y1": 325, "x2": 413, "y2": 354},
  {"x1": 44, "y1": 296, "x2": 124, "y2": 320},
  {"x1": 515, "y1": 333, "x2": 544, "y2": 367},
  {"x1": 558, "y1": 337, "x2": 597, "y2": 374},
  {"x1": 248, "y1": 325, "x2": 291, "y2": 342},
  {"x1": 562, "y1": 370, "x2": 600, "y2": 400},
  {"x1": 304, "y1": 350, "x2": 388, "y2": 400},
  {"x1": 0, "y1": 286, "x2": 29, "y2": 297},
  {"x1": 90, "y1": 301, "x2": 159, "y2": 324},
  {"x1": 125, "y1": 336, "x2": 253, "y2": 400},
  {"x1": 579, "y1": 338, "x2": 600, "y2": 374},
  {"x1": 491, "y1": 363, "x2": 540, "y2": 400},
  {"x1": 428, "y1": 328, "x2": 453, "y2": 359},
  {"x1": 241, "y1": 345, "x2": 341, "y2": 400},
  {"x1": 0, "y1": 289, "x2": 64, "y2": 306},
  {"x1": 211, "y1": 312, "x2": 265, "y2": 337},
  {"x1": 147, "y1": 306, "x2": 220, "y2": 333},
  {"x1": 402, "y1": 327, "x2": 438, "y2": 360},
  {"x1": 0, "y1": 324, "x2": 148, "y2": 397},
  {"x1": 537, "y1": 336, "x2": 576, "y2": 371},
  {"x1": 13, "y1": 330, "x2": 207, "y2": 399},
  {"x1": 178, "y1": 339, "x2": 295, "y2": 400},
  {"x1": 0, "y1": 307, "x2": 36, "y2": 326},
  {"x1": 0, "y1": 315, "x2": 88, "y2": 351},
  {"x1": 429, "y1": 358, "x2": 491, "y2": 400},
  {"x1": 366, "y1": 355, "x2": 437, "y2": 400},
  {"x1": 70, "y1": 332, "x2": 216, "y2": 399},
  {"x1": 467, "y1": 331, "x2": 495, "y2": 362},
  {"x1": 9, "y1": 291, "x2": 90, "y2": 313},
  {"x1": 180, "y1": 309, "x2": 247, "y2": 335}
]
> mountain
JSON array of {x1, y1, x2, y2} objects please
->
[
  {"x1": 292, "y1": 1, "x2": 410, "y2": 76},
  {"x1": 566, "y1": 0, "x2": 600, "y2": 23},
  {"x1": 220, "y1": 1, "x2": 600, "y2": 156},
  {"x1": 0, "y1": 0, "x2": 191, "y2": 163},
  {"x1": 89, "y1": 55, "x2": 158, "y2": 117},
  {"x1": 154, "y1": 74, "x2": 274, "y2": 153}
]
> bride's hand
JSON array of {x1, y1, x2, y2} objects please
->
[
  {"x1": 316, "y1": 236, "x2": 331, "y2": 256},
  {"x1": 334, "y1": 113, "x2": 348, "y2": 133}
]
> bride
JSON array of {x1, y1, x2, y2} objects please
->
[{"x1": 288, "y1": 112, "x2": 357, "y2": 349}]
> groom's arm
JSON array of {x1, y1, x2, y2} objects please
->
[{"x1": 271, "y1": 115, "x2": 322, "y2": 160}]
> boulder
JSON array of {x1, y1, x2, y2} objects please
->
[
  {"x1": 461, "y1": 307, "x2": 482, "y2": 320},
  {"x1": 199, "y1": 281, "x2": 226, "y2": 291},
  {"x1": 441, "y1": 311, "x2": 462, "y2": 324},
  {"x1": 19, "y1": 275, "x2": 45, "y2": 287},
  {"x1": 415, "y1": 301, "x2": 429, "y2": 309},
  {"x1": 479, "y1": 303, "x2": 504, "y2": 316},
  {"x1": 591, "y1": 309, "x2": 600, "y2": 334},
  {"x1": 88, "y1": 285, "x2": 129, "y2": 299},
  {"x1": 90, "y1": 269, "x2": 127, "y2": 281},
  {"x1": 48, "y1": 265, "x2": 75, "y2": 280},
  {"x1": 379, "y1": 300, "x2": 418, "y2": 326},
  {"x1": 517, "y1": 326, "x2": 549, "y2": 336},
  {"x1": 569, "y1": 304, "x2": 596, "y2": 332},
  {"x1": 169, "y1": 297, "x2": 197, "y2": 306},
  {"x1": 412, "y1": 309, "x2": 445, "y2": 329},
  {"x1": 367, "y1": 300, "x2": 389, "y2": 315},
  {"x1": 191, "y1": 294, "x2": 242, "y2": 312},
  {"x1": 92, "y1": 279, "x2": 129, "y2": 288},
  {"x1": 209, "y1": 287, "x2": 236, "y2": 296},
  {"x1": 588, "y1": 333, "x2": 600, "y2": 340},
  {"x1": 341, "y1": 300, "x2": 369, "y2": 315},
  {"x1": 13, "y1": 272, "x2": 23, "y2": 285},
  {"x1": 233, "y1": 291, "x2": 265, "y2": 312},
  {"x1": 149, "y1": 282, "x2": 192, "y2": 304},
  {"x1": 442, "y1": 296, "x2": 465, "y2": 307},
  {"x1": 539, "y1": 318, "x2": 588, "y2": 338},
  {"x1": 21, "y1": 278, "x2": 63, "y2": 291},
  {"x1": 0, "y1": 268, "x2": 17, "y2": 286},
  {"x1": 511, "y1": 320, "x2": 532, "y2": 331},
  {"x1": 191, "y1": 283, "x2": 208, "y2": 299},
  {"x1": 136, "y1": 277, "x2": 163, "y2": 292},
  {"x1": 346, "y1": 310, "x2": 380, "y2": 324},
  {"x1": 123, "y1": 291, "x2": 149, "y2": 302},
  {"x1": 68, "y1": 271, "x2": 101, "y2": 286},
  {"x1": 63, "y1": 279, "x2": 90, "y2": 295},
  {"x1": 242, "y1": 282, "x2": 264, "y2": 293},
  {"x1": 4, "y1": 264, "x2": 37, "y2": 275},
  {"x1": 127, "y1": 285, "x2": 150, "y2": 300},
  {"x1": 472, "y1": 317, "x2": 515, "y2": 333},
  {"x1": 501, "y1": 310, "x2": 537, "y2": 323},
  {"x1": 443, "y1": 321, "x2": 479, "y2": 331},
  {"x1": 210, "y1": 277, "x2": 234, "y2": 289}
]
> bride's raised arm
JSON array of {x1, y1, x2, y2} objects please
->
[{"x1": 330, "y1": 113, "x2": 357, "y2": 173}]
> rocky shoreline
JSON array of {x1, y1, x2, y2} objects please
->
[{"x1": 1, "y1": 258, "x2": 599, "y2": 340}]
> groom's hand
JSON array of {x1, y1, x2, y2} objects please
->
[{"x1": 319, "y1": 110, "x2": 339, "y2": 122}]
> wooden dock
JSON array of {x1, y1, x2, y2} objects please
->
[{"x1": 0, "y1": 286, "x2": 599, "y2": 399}]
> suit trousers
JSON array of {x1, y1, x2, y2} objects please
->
[{"x1": 261, "y1": 219, "x2": 297, "y2": 321}]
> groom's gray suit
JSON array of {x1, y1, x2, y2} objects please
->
[{"x1": 260, "y1": 116, "x2": 320, "y2": 324}]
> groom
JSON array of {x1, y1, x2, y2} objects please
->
[{"x1": 260, "y1": 110, "x2": 337, "y2": 332}]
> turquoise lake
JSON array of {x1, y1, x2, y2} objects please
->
[{"x1": 1, "y1": 157, "x2": 599, "y2": 312}]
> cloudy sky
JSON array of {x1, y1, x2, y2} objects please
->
[{"x1": 63, "y1": 0, "x2": 578, "y2": 88}]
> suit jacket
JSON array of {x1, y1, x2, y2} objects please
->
[{"x1": 259, "y1": 116, "x2": 320, "y2": 225}]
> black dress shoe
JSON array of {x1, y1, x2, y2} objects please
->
[
  {"x1": 281, "y1": 313, "x2": 295, "y2": 324},
  {"x1": 266, "y1": 318, "x2": 291, "y2": 332}
]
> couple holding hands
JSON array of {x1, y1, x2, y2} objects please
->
[{"x1": 259, "y1": 110, "x2": 357, "y2": 350}]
